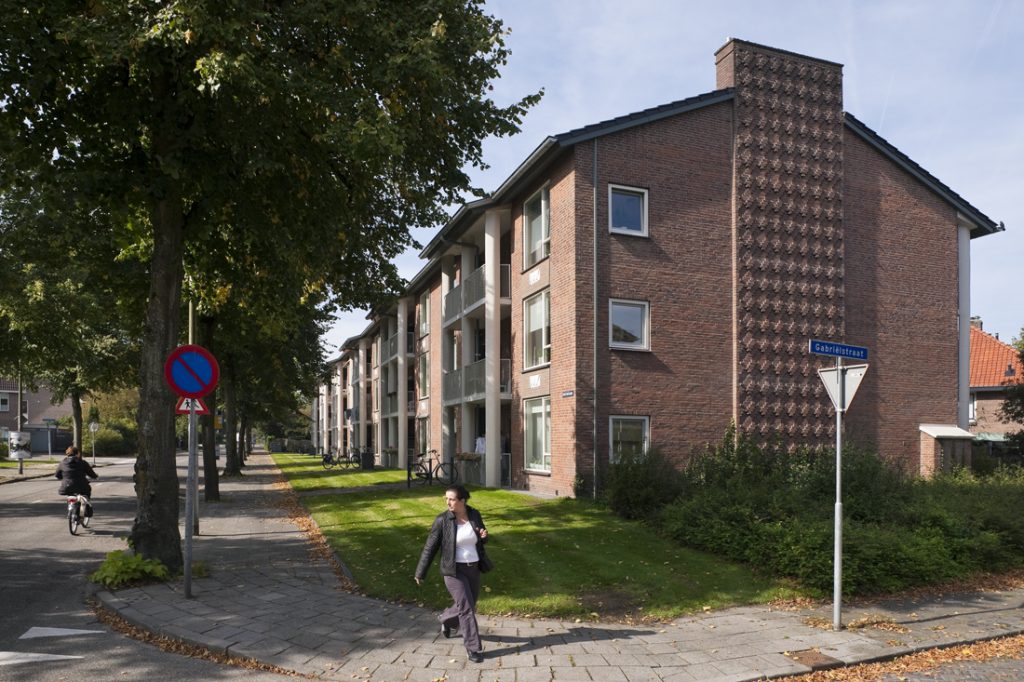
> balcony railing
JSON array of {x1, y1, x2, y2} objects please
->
[
  {"x1": 443, "y1": 263, "x2": 512, "y2": 326},
  {"x1": 443, "y1": 282, "x2": 462, "y2": 325},
  {"x1": 382, "y1": 393, "x2": 399, "y2": 416},
  {"x1": 443, "y1": 358, "x2": 512, "y2": 404},
  {"x1": 384, "y1": 334, "x2": 398, "y2": 361}
]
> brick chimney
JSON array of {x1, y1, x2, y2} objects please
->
[{"x1": 715, "y1": 40, "x2": 846, "y2": 447}]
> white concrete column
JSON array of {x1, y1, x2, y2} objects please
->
[
  {"x1": 397, "y1": 298, "x2": 410, "y2": 469},
  {"x1": 484, "y1": 210, "x2": 503, "y2": 487},
  {"x1": 460, "y1": 246, "x2": 477, "y2": 458},
  {"x1": 335, "y1": 362, "x2": 344, "y2": 452},
  {"x1": 311, "y1": 387, "x2": 320, "y2": 453},
  {"x1": 440, "y1": 263, "x2": 453, "y2": 462},
  {"x1": 358, "y1": 339, "x2": 368, "y2": 450},
  {"x1": 957, "y1": 221, "x2": 971, "y2": 429}
]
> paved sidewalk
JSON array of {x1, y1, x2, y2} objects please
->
[{"x1": 95, "y1": 454, "x2": 1024, "y2": 681}]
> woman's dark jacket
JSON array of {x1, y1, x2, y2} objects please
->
[
  {"x1": 415, "y1": 505, "x2": 488, "y2": 579},
  {"x1": 55, "y1": 456, "x2": 98, "y2": 495}
]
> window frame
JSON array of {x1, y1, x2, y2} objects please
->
[
  {"x1": 418, "y1": 290, "x2": 430, "y2": 338},
  {"x1": 417, "y1": 416, "x2": 430, "y2": 455},
  {"x1": 523, "y1": 186, "x2": 551, "y2": 269},
  {"x1": 609, "y1": 298, "x2": 650, "y2": 351},
  {"x1": 0, "y1": 393, "x2": 8, "y2": 412},
  {"x1": 523, "y1": 289, "x2": 551, "y2": 370},
  {"x1": 418, "y1": 351, "x2": 430, "y2": 399},
  {"x1": 609, "y1": 415, "x2": 650, "y2": 463},
  {"x1": 523, "y1": 396, "x2": 551, "y2": 472},
  {"x1": 608, "y1": 184, "x2": 649, "y2": 237}
]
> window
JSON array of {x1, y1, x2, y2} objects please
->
[
  {"x1": 610, "y1": 416, "x2": 649, "y2": 462},
  {"x1": 417, "y1": 417, "x2": 430, "y2": 455},
  {"x1": 418, "y1": 291, "x2": 430, "y2": 337},
  {"x1": 968, "y1": 394, "x2": 977, "y2": 424},
  {"x1": 418, "y1": 352, "x2": 430, "y2": 398},
  {"x1": 524, "y1": 396, "x2": 551, "y2": 471},
  {"x1": 0, "y1": 393, "x2": 8, "y2": 412},
  {"x1": 609, "y1": 299, "x2": 649, "y2": 350},
  {"x1": 524, "y1": 187, "x2": 550, "y2": 268},
  {"x1": 524, "y1": 290, "x2": 551, "y2": 369},
  {"x1": 609, "y1": 184, "x2": 648, "y2": 236}
]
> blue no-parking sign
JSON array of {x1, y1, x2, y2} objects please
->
[{"x1": 164, "y1": 345, "x2": 220, "y2": 398}]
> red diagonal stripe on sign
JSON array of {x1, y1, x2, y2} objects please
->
[{"x1": 175, "y1": 356, "x2": 208, "y2": 390}]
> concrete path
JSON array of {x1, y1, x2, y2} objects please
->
[{"x1": 95, "y1": 454, "x2": 1024, "y2": 681}]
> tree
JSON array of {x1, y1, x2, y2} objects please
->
[
  {"x1": 2, "y1": 2, "x2": 538, "y2": 572},
  {"x1": 999, "y1": 327, "x2": 1024, "y2": 457}
]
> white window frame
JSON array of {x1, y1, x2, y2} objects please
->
[
  {"x1": 968, "y1": 393, "x2": 977, "y2": 424},
  {"x1": 524, "y1": 396, "x2": 551, "y2": 472},
  {"x1": 609, "y1": 415, "x2": 650, "y2": 463},
  {"x1": 418, "y1": 351, "x2": 430, "y2": 399},
  {"x1": 417, "y1": 416, "x2": 430, "y2": 455},
  {"x1": 0, "y1": 393, "x2": 9, "y2": 412},
  {"x1": 523, "y1": 186, "x2": 551, "y2": 269},
  {"x1": 608, "y1": 184, "x2": 649, "y2": 236},
  {"x1": 523, "y1": 289, "x2": 551, "y2": 370},
  {"x1": 609, "y1": 298, "x2": 650, "y2": 351},
  {"x1": 418, "y1": 291, "x2": 430, "y2": 338}
]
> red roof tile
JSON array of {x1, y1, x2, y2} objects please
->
[{"x1": 971, "y1": 326, "x2": 1024, "y2": 388}]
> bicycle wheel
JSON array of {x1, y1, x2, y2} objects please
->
[
  {"x1": 412, "y1": 462, "x2": 430, "y2": 484},
  {"x1": 68, "y1": 504, "x2": 79, "y2": 535},
  {"x1": 436, "y1": 462, "x2": 458, "y2": 484},
  {"x1": 321, "y1": 454, "x2": 333, "y2": 470},
  {"x1": 82, "y1": 504, "x2": 91, "y2": 528}
]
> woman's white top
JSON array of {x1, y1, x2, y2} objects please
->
[{"x1": 455, "y1": 520, "x2": 480, "y2": 563}]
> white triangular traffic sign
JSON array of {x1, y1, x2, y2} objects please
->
[
  {"x1": 174, "y1": 397, "x2": 210, "y2": 415},
  {"x1": 817, "y1": 364, "x2": 868, "y2": 412}
]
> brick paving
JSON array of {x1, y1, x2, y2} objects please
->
[{"x1": 95, "y1": 454, "x2": 1024, "y2": 681}]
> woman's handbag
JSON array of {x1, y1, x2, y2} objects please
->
[{"x1": 478, "y1": 548, "x2": 494, "y2": 573}]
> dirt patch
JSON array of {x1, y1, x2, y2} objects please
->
[{"x1": 575, "y1": 588, "x2": 640, "y2": 619}]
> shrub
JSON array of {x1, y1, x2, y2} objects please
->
[
  {"x1": 91, "y1": 426, "x2": 134, "y2": 456},
  {"x1": 0, "y1": 440, "x2": 8, "y2": 459},
  {"x1": 90, "y1": 550, "x2": 169, "y2": 588},
  {"x1": 604, "y1": 447, "x2": 682, "y2": 520}
]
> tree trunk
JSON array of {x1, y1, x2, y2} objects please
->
[
  {"x1": 70, "y1": 389, "x2": 84, "y2": 451},
  {"x1": 222, "y1": 357, "x2": 241, "y2": 476},
  {"x1": 130, "y1": 179, "x2": 185, "y2": 574},
  {"x1": 237, "y1": 413, "x2": 248, "y2": 465},
  {"x1": 200, "y1": 316, "x2": 219, "y2": 501}
]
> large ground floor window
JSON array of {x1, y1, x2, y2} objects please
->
[
  {"x1": 610, "y1": 415, "x2": 649, "y2": 462},
  {"x1": 524, "y1": 396, "x2": 551, "y2": 472},
  {"x1": 417, "y1": 417, "x2": 430, "y2": 455}
]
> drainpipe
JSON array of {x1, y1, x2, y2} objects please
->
[{"x1": 592, "y1": 140, "x2": 599, "y2": 499}]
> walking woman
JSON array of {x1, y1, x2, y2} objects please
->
[{"x1": 414, "y1": 484, "x2": 491, "y2": 663}]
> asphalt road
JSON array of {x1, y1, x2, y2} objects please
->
[{"x1": 0, "y1": 456, "x2": 289, "y2": 682}]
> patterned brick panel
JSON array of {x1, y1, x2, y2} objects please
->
[{"x1": 719, "y1": 40, "x2": 845, "y2": 447}]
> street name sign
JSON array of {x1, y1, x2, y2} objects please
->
[{"x1": 809, "y1": 339, "x2": 869, "y2": 361}]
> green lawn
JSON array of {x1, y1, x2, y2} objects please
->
[
  {"x1": 0, "y1": 458, "x2": 59, "y2": 469},
  {"x1": 271, "y1": 452, "x2": 408, "y2": 491},
  {"x1": 273, "y1": 453, "x2": 808, "y2": 620}
]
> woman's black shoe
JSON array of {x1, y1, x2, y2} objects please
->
[
  {"x1": 441, "y1": 623, "x2": 453, "y2": 639},
  {"x1": 468, "y1": 651, "x2": 484, "y2": 663}
]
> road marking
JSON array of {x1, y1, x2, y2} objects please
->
[
  {"x1": 20, "y1": 627, "x2": 104, "y2": 639},
  {"x1": 0, "y1": 651, "x2": 84, "y2": 665}
]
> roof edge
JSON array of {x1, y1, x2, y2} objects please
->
[{"x1": 844, "y1": 113, "x2": 1003, "y2": 238}]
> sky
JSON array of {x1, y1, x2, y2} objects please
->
[{"x1": 323, "y1": 0, "x2": 1023, "y2": 354}]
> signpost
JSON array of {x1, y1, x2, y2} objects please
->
[
  {"x1": 89, "y1": 421, "x2": 99, "y2": 465},
  {"x1": 43, "y1": 417, "x2": 57, "y2": 459},
  {"x1": 809, "y1": 339, "x2": 869, "y2": 631},
  {"x1": 164, "y1": 344, "x2": 219, "y2": 599}
]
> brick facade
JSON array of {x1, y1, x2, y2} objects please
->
[{"x1": 315, "y1": 39, "x2": 1001, "y2": 492}]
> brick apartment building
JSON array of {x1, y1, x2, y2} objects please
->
[{"x1": 311, "y1": 39, "x2": 1004, "y2": 496}]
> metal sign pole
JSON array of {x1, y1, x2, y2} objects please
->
[
  {"x1": 833, "y1": 356, "x2": 845, "y2": 631},
  {"x1": 185, "y1": 401, "x2": 197, "y2": 598}
]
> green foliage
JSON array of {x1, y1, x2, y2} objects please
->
[
  {"x1": 604, "y1": 447, "x2": 682, "y2": 520},
  {"x1": 653, "y1": 431, "x2": 1024, "y2": 596},
  {"x1": 90, "y1": 550, "x2": 170, "y2": 589},
  {"x1": 0, "y1": 440, "x2": 7, "y2": 459},
  {"x1": 92, "y1": 426, "x2": 134, "y2": 457}
]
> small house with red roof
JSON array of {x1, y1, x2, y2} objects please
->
[{"x1": 970, "y1": 320, "x2": 1024, "y2": 448}]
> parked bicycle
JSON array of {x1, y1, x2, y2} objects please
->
[
  {"x1": 321, "y1": 448, "x2": 359, "y2": 470},
  {"x1": 409, "y1": 449, "x2": 458, "y2": 486},
  {"x1": 66, "y1": 494, "x2": 92, "y2": 535}
]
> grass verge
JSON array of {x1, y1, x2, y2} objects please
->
[
  {"x1": 272, "y1": 453, "x2": 808, "y2": 621},
  {"x1": 271, "y1": 452, "x2": 407, "y2": 491}
]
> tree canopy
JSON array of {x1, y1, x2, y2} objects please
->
[{"x1": 1, "y1": 0, "x2": 539, "y2": 571}]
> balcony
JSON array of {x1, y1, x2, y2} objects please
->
[
  {"x1": 382, "y1": 393, "x2": 399, "y2": 417},
  {"x1": 384, "y1": 334, "x2": 399, "y2": 362},
  {"x1": 443, "y1": 358, "x2": 512, "y2": 405},
  {"x1": 443, "y1": 264, "x2": 512, "y2": 327}
]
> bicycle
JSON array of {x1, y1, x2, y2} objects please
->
[
  {"x1": 410, "y1": 449, "x2": 458, "y2": 485},
  {"x1": 321, "y1": 449, "x2": 359, "y2": 470},
  {"x1": 66, "y1": 494, "x2": 92, "y2": 535}
]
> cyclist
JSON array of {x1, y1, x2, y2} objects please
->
[{"x1": 55, "y1": 446, "x2": 98, "y2": 499}]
